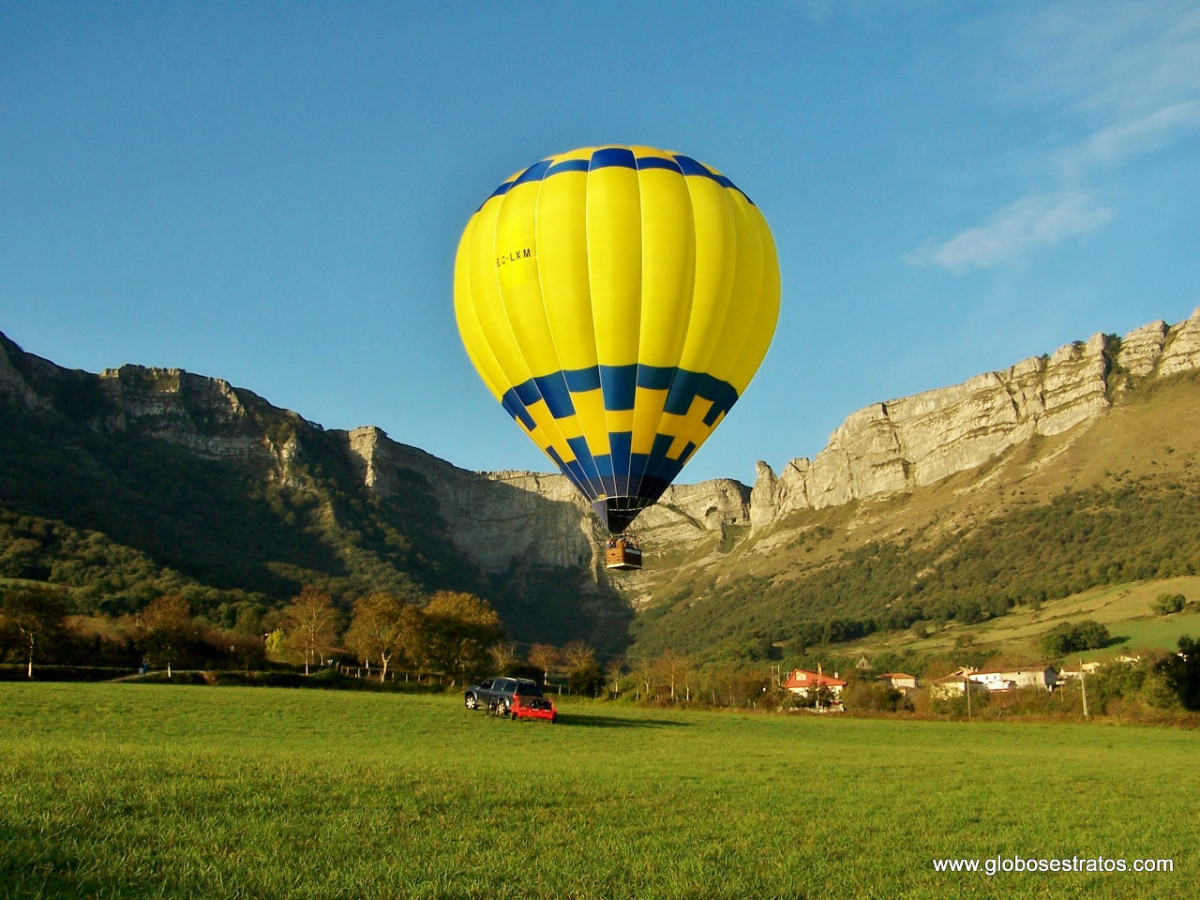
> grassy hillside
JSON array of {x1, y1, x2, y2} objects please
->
[
  {"x1": 629, "y1": 370, "x2": 1200, "y2": 663},
  {"x1": 836, "y1": 576, "x2": 1200, "y2": 666}
]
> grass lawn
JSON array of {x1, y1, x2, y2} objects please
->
[{"x1": 2, "y1": 683, "x2": 1196, "y2": 899}]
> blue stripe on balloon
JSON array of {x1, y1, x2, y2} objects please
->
[
  {"x1": 636, "y1": 155, "x2": 682, "y2": 173},
  {"x1": 599, "y1": 364, "x2": 637, "y2": 410},
  {"x1": 501, "y1": 366, "x2": 739, "y2": 427},
  {"x1": 649, "y1": 432, "x2": 676, "y2": 460},
  {"x1": 513, "y1": 159, "x2": 551, "y2": 186},
  {"x1": 478, "y1": 149, "x2": 754, "y2": 209},
  {"x1": 608, "y1": 431, "x2": 632, "y2": 465},
  {"x1": 565, "y1": 435, "x2": 591, "y2": 466},
  {"x1": 636, "y1": 364, "x2": 675, "y2": 391},
  {"x1": 501, "y1": 389, "x2": 536, "y2": 430},
  {"x1": 590, "y1": 146, "x2": 637, "y2": 170},
  {"x1": 533, "y1": 372, "x2": 576, "y2": 419},
  {"x1": 592, "y1": 450, "x2": 614, "y2": 478},
  {"x1": 564, "y1": 365, "x2": 603, "y2": 392},
  {"x1": 513, "y1": 379, "x2": 541, "y2": 407},
  {"x1": 545, "y1": 158, "x2": 591, "y2": 177}
]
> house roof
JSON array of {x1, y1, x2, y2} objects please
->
[
  {"x1": 932, "y1": 672, "x2": 974, "y2": 683},
  {"x1": 972, "y1": 665, "x2": 1055, "y2": 676},
  {"x1": 784, "y1": 668, "x2": 847, "y2": 688},
  {"x1": 877, "y1": 672, "x2": 917, "y2": 680}
]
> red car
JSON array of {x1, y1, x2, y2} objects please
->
[{"x1": 510, "y1": 694, "x2": 557, "y2": 723}]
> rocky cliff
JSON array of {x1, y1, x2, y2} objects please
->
[
  {"x1": 339, "y1": 308, "x2": 1200, "y2": 604},
  {"x1": 749, "y1": 309, "x2": 1200, "y2": 527},
  {"x1": 4, "y1": 308, "x2": 1200, "y2": 624}
]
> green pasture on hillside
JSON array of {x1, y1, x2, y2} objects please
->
[{"x1": 2, "y1": 684, "x2": 1195, "y2": 899}]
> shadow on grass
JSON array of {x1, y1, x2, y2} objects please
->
[{"x1": 554, "y1": 712, "x2": 690, "y2": 729}]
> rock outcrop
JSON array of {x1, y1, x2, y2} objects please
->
[
  {"x1": 750, "y1": 310, "x2": 1200, "y2": 528},
  {"x1": 345, "y1": 425, "x2": 594, "y2": 574}
]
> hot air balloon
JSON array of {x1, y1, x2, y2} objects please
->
[{"x1": 453, "y1": 145, "x2": 780, "y2": 569}]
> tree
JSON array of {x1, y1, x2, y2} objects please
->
[
  {"x1": 1152, "y1": 593, "x2": 1186, "y2": 616},
  {"x1": 605, "y1": 656, "x2": 625, "y2": 696},
  {"x1": 488, "y1": 641, "x2": 518, "y2": 673},
  {"x1": 283, "y1": 585, "x2": 340, "y2": 675},
  {"x1": 1160, "y1": 636, "x2": 1200, "y2": 710},
  {"x1": 654, "y1": 649, "x2": 691, "y2": 702},
  {"x1": 139, "y1": 595, "x2": 194, "y2": 678},
  {"x1": 561, "y1": 640, "x2": 595, "y2": 671},
  {"x1": 1039, "y1": 620, "x2": 1111, "y2": 657},
  {"x1": 841, "y1": 677, "x2": 905, "y2": 712},
  {"x1": 420, "y1": 591, "x2": 504, "y2": 684},
  {"x1": 345, "y1": 593, "x2": 421, "y2": 683},
  {"x1": 1, "y1": 585, "x2": 71, "y2": 678},
  {"x1": 528, "y1": 643, "x2": 560, "y2": 686},
  {"x1": 561, "y1": 640, "x2": 604, "y2": 695}
]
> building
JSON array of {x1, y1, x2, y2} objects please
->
[
  {"x1": 929, "y1": 668, "x2": 981, "y2": 700},
  {"x1": 877, "y1": 672, "x2": 919, "y2": 693},
  {"x1": 783, "y1": 668, "x2": 847, "y2": 708},
  {"x1": 1057, "y1": 661, "x2": 1102, "y2": 681},
  {"x1": 969, "y1": 666, "x2": 1058, "y2": 692}
]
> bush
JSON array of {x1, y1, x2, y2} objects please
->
[
  {"x1": 842, "y1": 679, "x2": 907, "y2": 712},
  {"x1": 1039, "y1": 620, "x2": 1111, "y2": 657},
  {"x1": 1151, "y1": 593, "x2": 1186, "y2": 616}
]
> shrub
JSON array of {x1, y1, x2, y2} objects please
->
[
  {"x1": 842, "y1": 679, "x2": 907, "y2": 712},
  {"x1": 1038, "y1": 620, "x2": 1111, "y2": 657},
  {"x1": 1151, "y1": 593, "x2": 1186, "y2": 615}
]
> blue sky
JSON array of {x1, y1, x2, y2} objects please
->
[{"x1": 3, "y1": 1, "x2": 1199, "y2": 486}]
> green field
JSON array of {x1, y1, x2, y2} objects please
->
[{"x1": 2, "y1": 684, "x2": 1195, "y2": 899}]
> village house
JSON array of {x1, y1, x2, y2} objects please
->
[
  {"x1": 1057, "y1": 661, "x2": 1102, "y2": 681},
  {"x1": 877, "y1": 672, "x2": 919, "y2": 694},
  {"x1": 929, "y1": 667, "x2": 982, "y2": 699},
  {"x1": 970, "y1": 666, "x2": 1058, "y2": 692},
  {"x1": 783, "y1": 668, "x2": 847, "y2": 709}
]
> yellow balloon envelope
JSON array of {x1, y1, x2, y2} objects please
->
[{"x1": 454, "y1": 145, "x2": 780, "y2": 533}]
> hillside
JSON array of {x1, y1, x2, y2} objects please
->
[
  {"x1": 629, "y1": 367, "x2": 1200, "y2": 661},
  {"x1": 0, "y1": 335, "x2": 630, "y2": 648},
  {"x1": 4, "y1": 311, "x2": 1200, "y2": 661}
]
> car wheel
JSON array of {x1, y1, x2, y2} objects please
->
[{"x1": 465, "y1": 693, "x2": 478, "y2": 710}]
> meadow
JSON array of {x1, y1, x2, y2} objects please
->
[{"x1": 2, "y1": 684, "x2": 1195, "y2": 899}]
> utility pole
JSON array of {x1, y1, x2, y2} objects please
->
[{"x1": 1079, "y1": 657, "x2": 1090, "y2": 719}]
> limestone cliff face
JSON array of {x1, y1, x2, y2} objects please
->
[
  {"x1": 342, "y1": 424, "x2": 750, "y2": 582},
  {"x1": 344, "y1": 425, "x2": 594, "y2": 574},
  {"x1": 95, "y1": 366, "x2": 280, "y2": 465},
  {"x1": 749, "y1": 309, "x2": 1200, "y2": 529},
  {"x1": 6, "y1": 308, "x2": 1200, "y2": 603}
]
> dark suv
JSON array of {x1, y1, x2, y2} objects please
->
[{"x1": 464, "y1": 677, "x2": 543, "y2": 713}]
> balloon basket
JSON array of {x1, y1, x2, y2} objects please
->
[{"x1": 604, "y1": 536, "x2": 643, "y2": 571}]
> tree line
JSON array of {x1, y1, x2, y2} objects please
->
[{"x1": 0, "y1": 582, "x2": 511, "y2": 685}]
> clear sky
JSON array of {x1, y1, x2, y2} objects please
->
[{"x1": 3, "y1": 1, "x2": 1199, "y2": 486}]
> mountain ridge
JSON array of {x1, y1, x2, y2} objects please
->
[{"x1": 4, "y1": 309, "x2": 1200, "y2": 657}]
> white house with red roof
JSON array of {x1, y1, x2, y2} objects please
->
[{"x1": 783, "y1": 668, "x2": 847, "y2": 709}]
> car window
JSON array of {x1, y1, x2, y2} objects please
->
[{"x1": 478, "y1": 679, "x2": 493, "y2": 690}]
